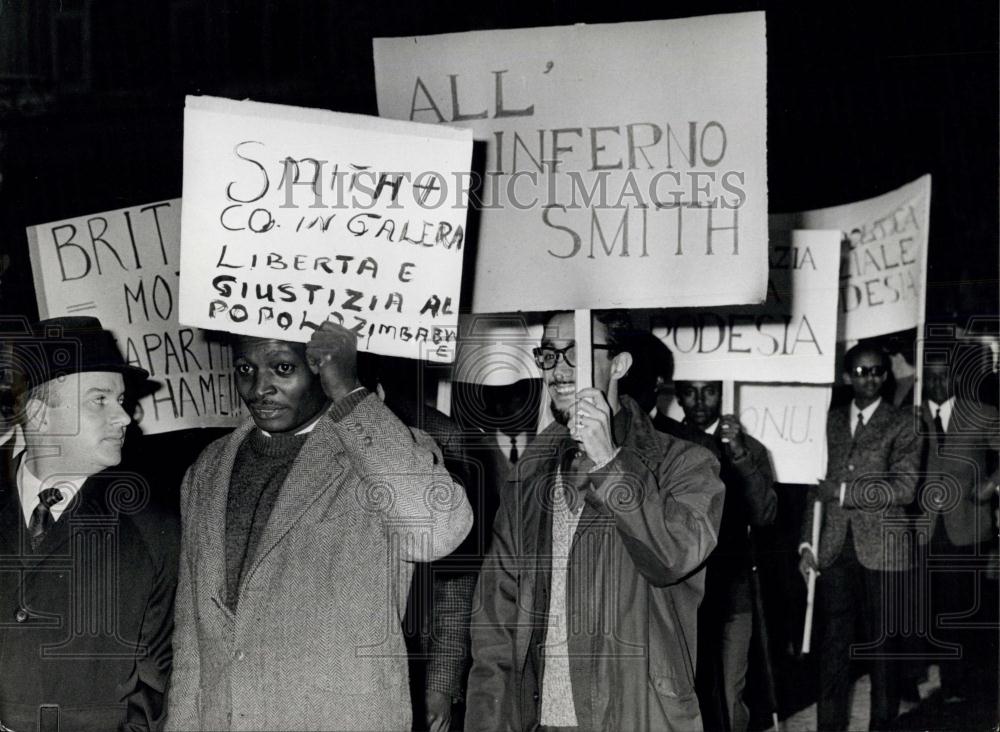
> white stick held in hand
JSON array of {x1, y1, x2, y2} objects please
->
[
  {"x1": 801, "y1": 499, "x2": 823, "y2": 654},
  {"x1": 573, "y1": 309, "x2": 592, "y2": 391}
]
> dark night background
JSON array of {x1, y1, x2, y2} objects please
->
[
  {"x1": 0, "y1": 1, "x2": 997, "y2": 729},
  {"x1": 0, "y1": 0, "x2": 996, "y2": 325}
]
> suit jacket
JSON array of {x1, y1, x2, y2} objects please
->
[
  {"x1": 653, "y1": 414, "x2": 776, "y2": 611},
  {"x1": 391, "y1": 397, "x2": 479, "y2": 701},
  {"x1": 704, "y1": 428, "x2": 776, "y2": 613},
  {"x1": 651, "y1": 412, "x2": 718, "y2": 456},
  {"x1": 0, "y1": 450, "x2": 178, "y2": 732},
  {"x1": 918, "y1": 398, "x2": 1000, "y2": 547},
  {"x1": 802, "y1": 401, "x2": 921, "y2": 571},
  {"x1": 467, "y1": 396, "x2": 724, "y2": 731},
  {"x1": 165, "y1": 393, "x2": 473, "y2": 732}
]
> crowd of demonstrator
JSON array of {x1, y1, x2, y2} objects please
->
[{"x1": 1, "y1": 312, "x2": 997, "y2": 732}]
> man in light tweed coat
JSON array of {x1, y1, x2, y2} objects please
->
[{"x1": 165, "y1": 322, "x2": 473, "y2": 731}]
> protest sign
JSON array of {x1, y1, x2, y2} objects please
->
[
  {"x1": 374, "y1": 12, "x2": 768, "y2": 312},
  {"x1": 738, "y1": 383, "x2": 830, "y2": 484},
  {"x1": 651, "y1": 229, "x2": 841, "y2": 383},
  {"x1": 26, "y1": 200, "x2": 243, "y2": 434},
  {"x1": 178, "y1": 95, "x2": 473, "y2": 362},
  {"x1": 772, "y1": 175, "x2": 931, "y2": 341}
]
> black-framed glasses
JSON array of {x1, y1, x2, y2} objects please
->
[
  {"x1": 850, "y1": 364, "x2": 887, "y2": 378},
  {"x1": 532, "y1": 343, "x2": 612, "y2": 370}
]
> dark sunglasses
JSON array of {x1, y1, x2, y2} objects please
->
[
  {"x1": 850, "y1": 364, "x2": 887, "y2": 378},
  {"x1": 533, "y1": 343, "x2": 612, "y2": 370}
]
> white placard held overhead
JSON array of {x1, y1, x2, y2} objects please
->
[
  {"x1": 374, "y1": 12, "x2": 769, "y2": 313},
  {"x1": 773, "y1": 175, "x2": 931, "y2": 342},
  {"x1": 178, "y1": 95, "x2": 473, "y2": 362}
]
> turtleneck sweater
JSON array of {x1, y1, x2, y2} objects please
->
[{"x1": 225, "y1": 428, "x2": 310, "y2": 608}]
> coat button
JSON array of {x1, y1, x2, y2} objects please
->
[
  {"x1": 15, "y1": 608, "x2": 28, "y2": 622},
  {"x1": 848, "y1": 464, "x2": 855, "y2": 471},
  {"x1": 234, "y1": 649, "x2": 245, "y2": 661}
]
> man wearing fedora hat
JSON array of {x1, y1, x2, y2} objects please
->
[{"x1": 0, "y1": 316, "x2": 178, "y2": 732}]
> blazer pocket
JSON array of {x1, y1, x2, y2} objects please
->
[{"x1": 649, "y1": 666, "x2": 695, "y2": 700}]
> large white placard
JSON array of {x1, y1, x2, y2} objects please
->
[
  {"x1": 652, "y1": 229, "x2": 841, "y2": 383},
  {"x1": 178, "y1": 95, "x2": 473, "y2": 362},
  {"x1": 738, "y1": 383, "x2": 831, "y2": 484},
  {"x1": 27, "y1": 200, "x2": 243, "y2": 434},
  {"x1": 374, "y1": 13, "x2": 768, "y2": 312},
  {"x1": 773, "y1": 175, "x2": 931, "y2": 341}
]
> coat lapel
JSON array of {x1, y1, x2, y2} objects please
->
[
  {"x1": 204, "y1": 419, "x2": 255, "y2": 609},
  {"x1": 0, "y1": 451, "x2": 103, "y2": 560},
  {"x1": 947, "y1": 398, "x2": 977, "y2": 438},
  {"x1": 0, "y1": 450, "x2": 24, "y2": 557},
  {"x1": 867, "y1": 400, "x2": 892, "y2": 434},
  {"x1": 238, "y1": 417, "x2": 347, "y2": 593},
  {"x1": 31, "y1": 488, "x2": 84, "y2": 558}
]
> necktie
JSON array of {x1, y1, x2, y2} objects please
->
[
  {"x1": 853, "y1": 412, "x2": 865, "y2": 442},
  {"x1": 933, "y1": 406, "x2": 945, "y2": 447},
  {"x1": 28, "y1": 487, "x2": 63, "y2": 549},
  {"x1": 509, "y1": 436, "x2": 519, "y2": 465}
]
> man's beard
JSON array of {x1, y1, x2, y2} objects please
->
[{"x1": 550, "y1": 400, "x2": 571, "y2": 426}]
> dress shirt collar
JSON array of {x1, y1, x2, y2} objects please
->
[
  {"x1": 850, "y1": 397, "x2": 882, "y2": 434},
  {"x1": 927, "y1": 396, "x2": 955, "y2": 432},
  {"x1": 495, "y1": 430, "x2": 528, "y2": 456}
]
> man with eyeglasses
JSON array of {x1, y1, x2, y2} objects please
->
[
  {"x1": 798, "y1": 343, "x2": 921, "y2": 731},
  {"x1": 467, "y1": 310, "x2": 724, "y2": 732}
]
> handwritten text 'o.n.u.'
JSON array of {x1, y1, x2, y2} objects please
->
[{"x1": 741, "y1": 403, "x2": 815, "y2": 445}]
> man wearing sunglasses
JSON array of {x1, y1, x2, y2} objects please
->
[
  {"x1": 798, "y1": 343, "x2": 921, "y2": 731},
  {"x1": 468, "y1": 310, "x2": 724, "y2": 732}
]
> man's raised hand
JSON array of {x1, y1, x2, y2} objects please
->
[
  {"x1": 306, "y1": 321, "x2": 361, "y2": 402},
  {"x1": 569, "y1": 387, "x2": 617, "y2": 466}
]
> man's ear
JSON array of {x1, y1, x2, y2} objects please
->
[{"x1": 610, "y1": 352, "x2": 633, "y2": 382}]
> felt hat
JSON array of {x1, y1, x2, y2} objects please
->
[{"x1": 14, "y1": 316, "x2": 148, "y2": 391}]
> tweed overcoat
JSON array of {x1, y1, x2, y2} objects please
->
[
  {"x1": 918, "y1": 398, "x2": 1000, "y2": 547},
  {"x1": 801, "y1": 400, "x2": 922, "y2": 571},
  {"x1": 165, "y1": 394, "x2": 473, "y2": 731}
]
